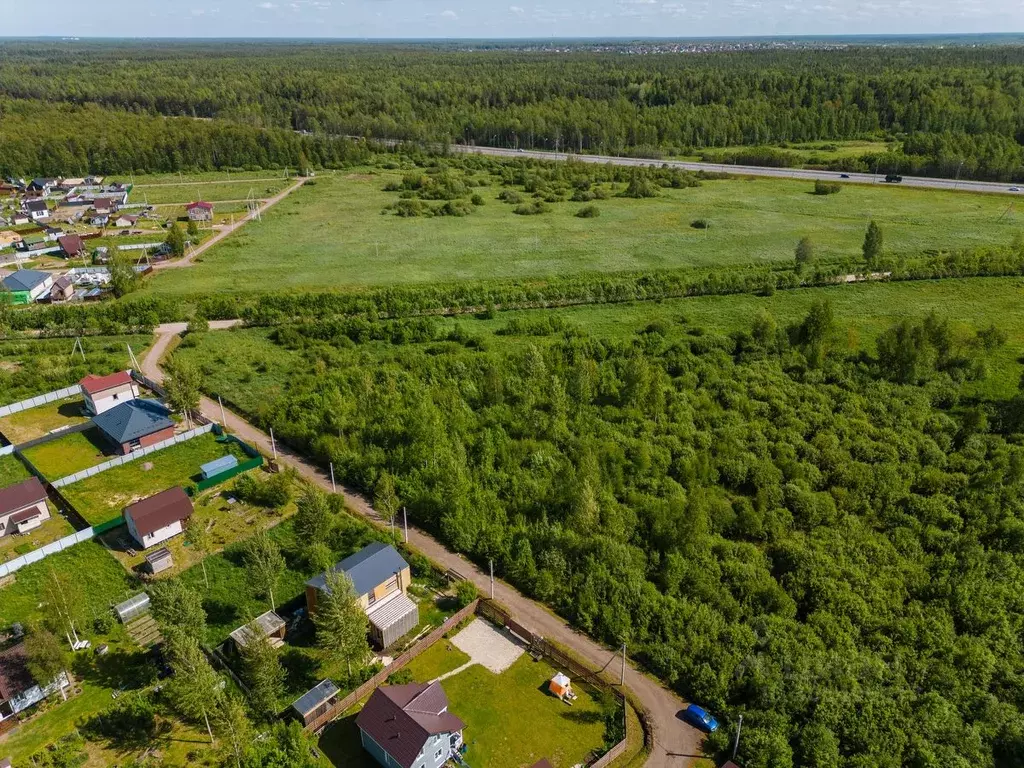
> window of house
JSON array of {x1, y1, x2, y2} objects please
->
[{"x1": 434, "y1": 748, "x2": 443, "y2": 760}]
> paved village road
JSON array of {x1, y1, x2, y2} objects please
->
[{"x1": 142, "y1": 324, "x2": 706, "y2": 768}]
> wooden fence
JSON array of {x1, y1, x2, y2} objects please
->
[{"x1": 302, "y1": 598, "x2": 480, "y2": 734}]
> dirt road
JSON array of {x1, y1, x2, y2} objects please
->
[
  {"x1": 142, "y1": 324, "x2": 705, "y2": 768},
  {"x1": 152, "y1": 177, "x2": 307, "y2": 270}
]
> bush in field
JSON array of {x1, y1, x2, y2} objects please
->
[
  {"x1": 498, "y1": 189, "x2": 525, "y2": 204},
  {"x1": 513, "y1": 201, "x2": 550, "y2": 216},
  {"x1": 576, "y1": 204, "x2": 600, "y2": 218},
  {"x1": 813, "y1": 180, "x2": 842, "y2": 195},
  {"x1": 691, "y1": 218, "x2": 711, "y2": 229}
]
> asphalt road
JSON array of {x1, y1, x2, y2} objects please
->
[
  {"x1": 444, "y1": 144, "x2": 1022, "y2": 196},
  {"x1": 144, "y1": 323, "x2": 706, "y2": 768}
]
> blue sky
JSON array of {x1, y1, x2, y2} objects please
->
[{"x1": 4, "y1": 0, "x2": 1021, "y2": 38}]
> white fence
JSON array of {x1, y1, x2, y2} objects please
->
[
  {"x1": 0, "y1": 445, "x2": 13, "y2": 457},
  {"x1": 0, "y1": 385, "x2": 80, "y2": 419},
  {"x1": 51, "y1": 424, "x2": 214, "y2": 488},
  {"x1": 0, "y1": 527, "x2": 95, "y2": 579}
]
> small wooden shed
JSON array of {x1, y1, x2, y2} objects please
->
[
  {"x1": 291, "y1": 679, "x2": 340, "y2": 727},
  {"x1": 144, "y1": 547, "x2": 173, "y2": 575}
]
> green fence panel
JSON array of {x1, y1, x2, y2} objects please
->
[{"x1": 93, "y1": 515, "x2": 125, "y2": 535}]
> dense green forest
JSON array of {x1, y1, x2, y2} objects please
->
[
  {"x1": 175, "y1": 305, "x2": 1024, "y2": 767},
  {"x1": 1, "y1": 41, "x2": 1024, "y2": 179}
]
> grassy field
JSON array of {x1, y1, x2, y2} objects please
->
[
  {"x1": 129, "y1": 180, "x2": 284, "y2": 206},
  {"x1": 318, "y1": 653, "x2": 609, "y2": 768},
  {"x1": 0, "y1": 452, "x2": 31, "y2": 486},
  {"x1": 60, "y1": 432, "x2": 250, "y2": 526},
  {"x1": 0, "y1": 397, "x2": 90, "y2": 444},
  {"x1": 0, "y1": 335, "x2": 152, "y2": 407},
  {"x1": 146, "y1": 169, "x2": 1021, "y2": 295},
  {"x1": 0, "y1": 539, "x2": 137, "y2": 627},
  {"x1": 402, "y1": 633, "x2": 472, "y2": 682},
  {"x1": 128, "y1": 170, "x2": 295, "y2": 186},
  {"x1": 21, "y1": 427, "x2": 116, "y2": 480}
]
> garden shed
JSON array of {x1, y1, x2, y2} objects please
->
[
  {"x1": 200, "y1": 454, "x2": 239, "y2": 480},
  {"x1": 144, "y1": 547, "x2": 173, "y2": 575},
  {"x1": 291, "y1": 679, "x2": 340, "y2": 727},
  {"x1": 114, "y1": 592, "x2": 150, "y2": 623}
]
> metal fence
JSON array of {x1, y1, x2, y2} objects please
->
[
  {"x1": 0, "y1": 526, "x2": 95, "y2": 578},
  {"x1": 131, "y1": 370, "x2": 167, "y2": 399},
  {"x1": 51, "y1": 424, "x2": 214, "y2": 488},
  {"x1": 0, "y1": 385, "x2": 79, "y2": 419}
]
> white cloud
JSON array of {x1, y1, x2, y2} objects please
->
[
  {"x1": 509, "y1": 4, "x2": 524, "y2": 12},
  {"x1": 441, "y1": 8, "x2": 458, "y2": 18},
  {"x1": 258, "y1": 2, "x2": 276, "y2": 8}
]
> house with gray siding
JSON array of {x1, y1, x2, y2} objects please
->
[{"x1": 356, "y1": 682, "x2": 464, "y2": 768}]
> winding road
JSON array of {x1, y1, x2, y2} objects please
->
[{"x1": 142, "y1": 322, "x2": 705, "y2": 768}]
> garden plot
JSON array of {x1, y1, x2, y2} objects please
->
[{"x1": 0, "y1": 397, "x2": 90, "y2": 445}]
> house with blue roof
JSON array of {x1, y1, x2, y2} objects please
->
[
  {"x1": 306, "y1": 542, "x2": 419, "y2": 648},
  {"x1": 2, "y1": 270, "x2": 53, "y2": 305},
  {"x1": 92, "y1": 399, "x2": 176, "y2": 454}
]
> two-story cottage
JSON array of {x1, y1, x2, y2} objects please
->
[
  {"x1": 306, "y1": 542, "x2": 419, "y2": 648},
  {"x1": 356, "y1": 682, "x2": 465, "y2": 768},
  {"x1": 124, "y1": 486, "x2": 193, "y2": 549},
  {"x1": 0, "y1": 477, "x2": 50, "y2": 537},
  {"x1": 79, "y1": 371, "x2": 140, "y2": 416}
]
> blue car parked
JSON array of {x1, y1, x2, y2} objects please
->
[{"x1": 682, "y1": 704, "x2": 719, "y2": 733}]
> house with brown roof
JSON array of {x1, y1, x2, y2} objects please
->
[
  {"x1": 357, "y1": 682, "x2": 465, "y2": 768},
  {"x1": 114, "y1": 214, "x2": 139, "y2": 228},
  {"x1": 186, "y1": 201, "x2": 213, "y2": 221},
  {"x1": 124, "y1": 486, "x2": 193, "y2": 549},
  {"x1": 0, "y1": 641, "x2": 70, "y2": 723},
  {"x1": 58, "y1": 234, "x2": 85, "y2": 258},
  {"x1": 79, "y1": 371, "x2": 140, "y2": 416},
  {"x1": 92, "y1": 198, "x2": 117, "y2": 216},
  {"x1": 50, "y1": 276, "x2": 74, "y2": 303},
  {"x1": 0, "y1": 477, "x2": 50, "y2": 538}
]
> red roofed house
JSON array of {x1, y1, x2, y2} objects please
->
[
  {"x1": 124, "y1": 487, "x2": 193, "y2": 549},
  {"x1": 92, "y1": 198, "x2": 117, "y2": 216},
  {"x1": 80, "y1": 371, "x2": 139, "y2": 416},
  {"x1": 356, "y1": 682, "x2": 465, "y2": 768},
  {"x1": 0, "y1": 477, "x2": 50, "y2": 537},
  {"x1": 186, "y1": 201, "x2": 214, "y2": 222}
]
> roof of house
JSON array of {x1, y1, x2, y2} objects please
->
[
  {"x1": 93, "y1": 398, "x2": 174, "y2": 445},
  {"x1": 25, "y1": 200, "x2": 48, "y2": 213},
  {"x1": 93, "y1": 198, "x2": 114, "y2": 210},
  {"x1": 306, "y1": 541, "x2": 409, "y2": 597},
  {"x1": 124, "y1": 487, "x2": 193, "y2": 537},
  {"x1": 52, "y1": 276, "x2": 73, "y2": 292},
  {"x1": 144, "y1": 546, "x2": 172, "y2": 564},
  {"x1": 292, "y1": 679, "x2": 339, "y2": 717},
  {"x1": 59, "y1": 234, "x2": 84, "y2": 254},
  {"x1": 229, "y1": 610, "x2": 286, "y2": 649},
  {"x1": 2, "y1": 269, "x2": 50, "y2": 293},
  {"x1": 186, "y1": 201, "x2": 214, "y2": 210},
  {"x1": 0, "y1": 642, "x2": 34, "y2": 703},
  {"x1": 9, "y1": 506, "x2": 43, "y2": 525},
  {"x1": 80, "y1": 370, "x2": 134, "y2": 395},
  {"x1": 0, "y1": 477, "x2": 47, "y2": 517},
  {"x1": 356, "y1": 682, "x2": 465, "y2": 768}
]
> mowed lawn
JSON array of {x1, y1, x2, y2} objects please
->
[
  {"x1": 128, "y1": 180, "x2": 285, "y2": 205},
  {"x1": 319, "y1": 654, "x2": 609, "y2": 768},
  {"x1": 21, "y1": 428, "x2": 115, "y2": 480},
  {"x1": 60, "y1": 433, "x2": 250, "y2": 526},
  {"x1": 0, "y1": 453, "x2": 31, "y2": 486},
  {"x1": 402, "y1": 633, "x2": 472, "y2": 682},
  {"x1": 148, "y1": 169, "x2": 1020, "y2": 294},
  {"x1": 0, "y1": 397, "x2": 90, "y2": 445}
]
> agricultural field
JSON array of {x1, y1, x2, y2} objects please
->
[
  {"x1": 0, "y1": 396, "x2": 90, "y2": 445},
  {"x1": 60, "y1": 432, "x2": 251, "y2": 526},
  {"x1": 0, "y1": 335, "x2": 152, "y2": 407},
  {"x1": 127, "y1": 170, "x2": 297, "y2": 186},
  {"x1": 146, "y1": 168, "x2": 1021, "y2": 295}
]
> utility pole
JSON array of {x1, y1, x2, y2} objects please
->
[
  {"x1": 329, "y1": 462, "x2": 336, "y2": 493},
  {"x1": 732, "y1": 714, "x2": 743, "y2": 760},
  {"x1": 489, "y1": 559, "x2": 494, "y2": 599},
  {"x1": 403, "y1": 506, "x2": 408, "y2": 543},
  {"x1": 218, "y1": 396, "x2": 228, "y2": 430},
  {"x1": 954, "y1": 159, "x2": 965, "y2": 190},
  {"x1": 620, "y1": 643, "x2": 626, "y2": 686},
  {"x1": 269, "y1": 427, "x2": 277, "y2": 460}
]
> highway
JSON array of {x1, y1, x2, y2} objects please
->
[{"x1": 443, "y1": 143, "x2": 1022, "y2": 196}]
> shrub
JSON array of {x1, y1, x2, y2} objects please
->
[
  {"x1": 433, "y1": 200, "x2": 474, "y2": 217},
  {"x1": 813, "y1": 180, "x2": 842, "y2": 195},
  {"x1": 84, "y1": 691, "x2": 157, "y2": 745},
  {"x1": 497, "y1": 189, "x2": 524, "y2": 204},
  {"x1": 513, "y1": 201, "x2": 550, "y2": 216},
  {"x1": 576, "y1": 205, "x2": 600, "y2": 218},
  {"x1": 470, "y1": 193, "x2": 485, "y2": 206},
  {"x1": 691, "y1": 219, "x2": 711, "y2": 229},
  {"x1": 455, "y1": 579, "x2": 479, "y2": 607},
  {"x1": 387, "y1": 668, "x2": 414, "y2": 685}
]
